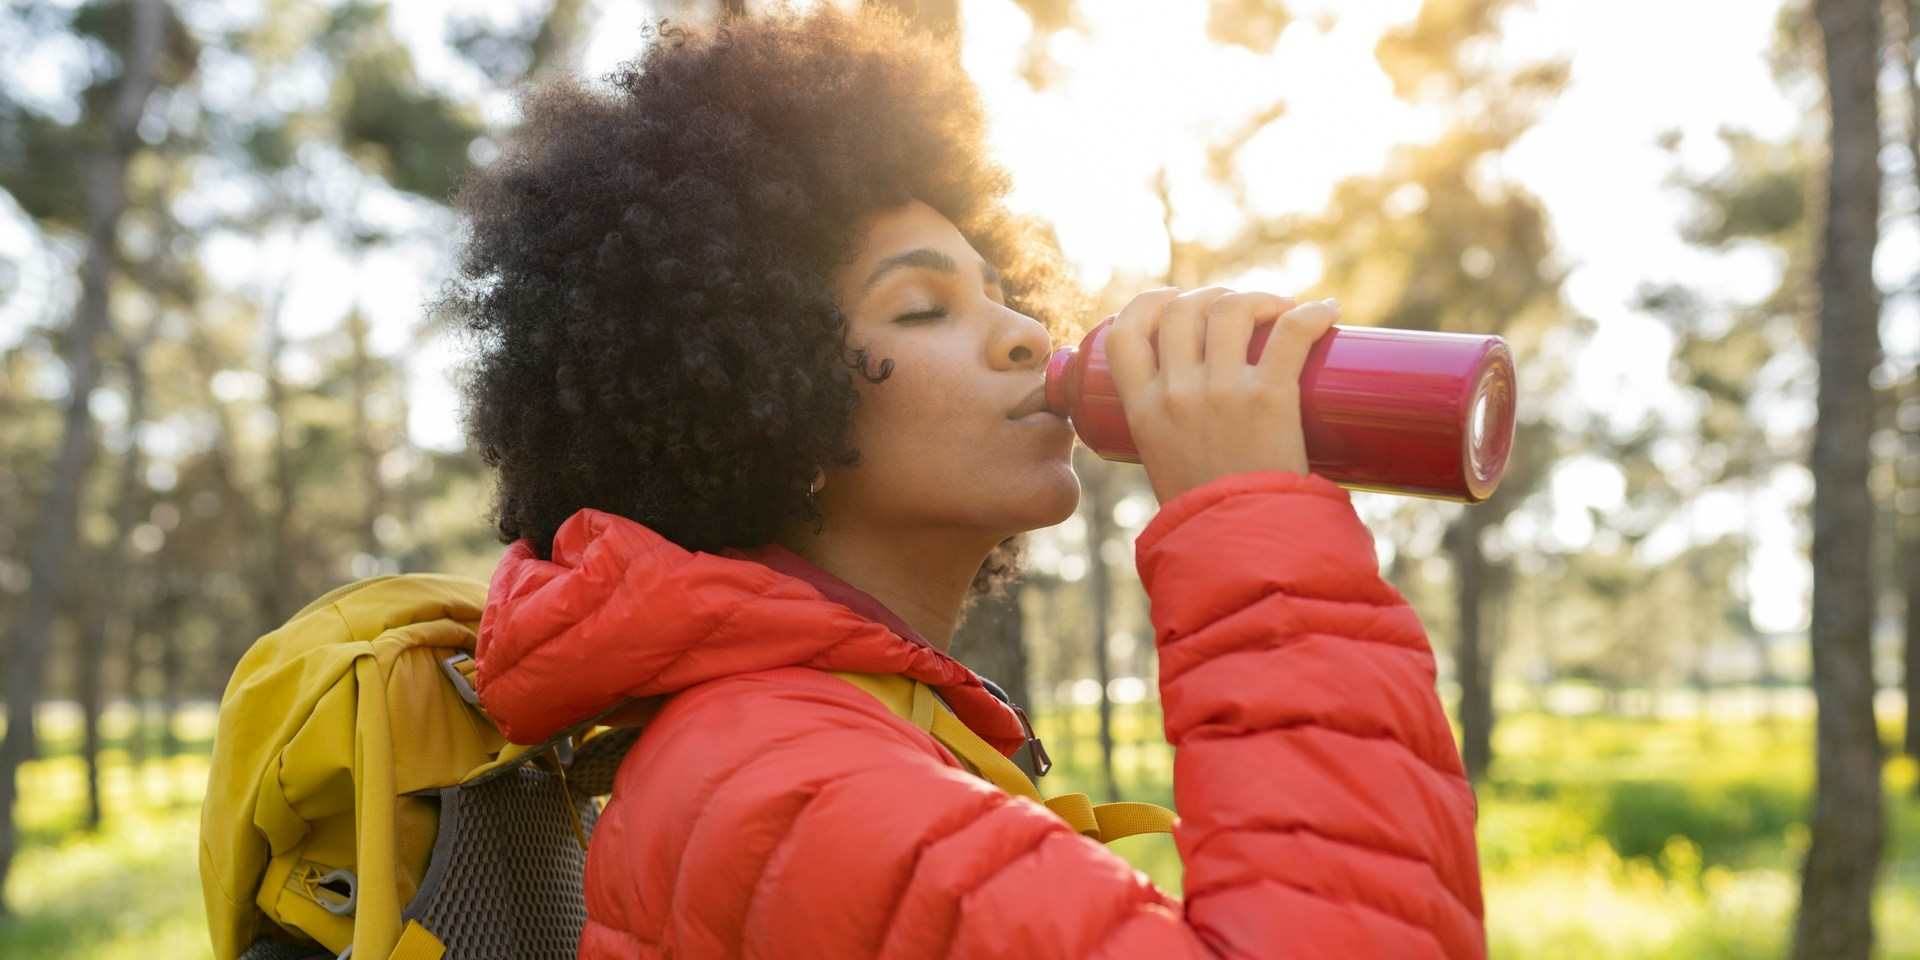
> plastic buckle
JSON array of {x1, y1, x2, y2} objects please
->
[
  {"x1": 440, "y1": 653, "x2": 482, "y2": 707},
  {"x1": 314, "y1": 868, "x2": 358, "y2": 916}
]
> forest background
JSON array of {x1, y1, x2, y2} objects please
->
[{"x1": 0, "y1": 0, "x2": 1912, "y2": 957}]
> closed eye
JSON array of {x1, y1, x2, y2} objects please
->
[{"x1": 896, "y1": 306, "x2": 947, "y2": 323}]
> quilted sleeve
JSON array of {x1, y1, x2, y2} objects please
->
[
  {"x1": 1135, "y1": 469, "x2": 1484, "y2": 958},
  {"x1": 596, "y1": 470, "x2": 1481, "y2": 960}
]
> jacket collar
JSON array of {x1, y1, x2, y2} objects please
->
[
  {"x1": 474, "y1": 509, "x2": 1027, "y2": 754},
  {"x1": 718, "y1": 542, "x2": 936, "y2": 653}
]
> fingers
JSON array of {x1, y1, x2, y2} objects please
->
[
  {"x1": 1252, "y1": 298, "x2": 1342, "y2": 380},
  {"x1": 1204, "y1": 292, "x2": 1297, "y2": 381},
  {"x1": 1105, "y1": 287, "x2": 1182, "y2": 398},
  {"x1": 1157, "y1": 287, "x2": 1233, "y2": 379},
  {"x1": 1108, "y1": 288, "x2": 1326, "y2": 397}
]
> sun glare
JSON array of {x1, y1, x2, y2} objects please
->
[{"x1": 962, "y1": 0, "x2": 1435, "y2": 292}]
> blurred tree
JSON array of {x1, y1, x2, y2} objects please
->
[
  {"x1": 76, "y1": 227, "x2": 167, "y2": 831},
  {"x1": 449, "y1": 0, "x2": 588, "y2": 84},
  {"x1": 326, "y1": 2, "x2": 484, "y2": 203},
  {"x1": 1079, "y1": 446, "x2": 1120, "y2": 802},
  {"x1": 1794, "y1": 0, "x2": 1885, "y2": 955},
  {"x1": 1094, "y1": 0, "x2": 1568, "y2": 779},
  {"x1": 1270, "y1": 0, "x2": 1571, "y2": 780},
  {"x1": 1887, "y1": 0, "x2": 1920, "y2": 772},
  {"x1": 0, "y1": 0, "x2": 180, "y2": 915},
  {"x1": 0, "y1": 0, "x2": 569, "y2": 904},
  {"x1": 1636, "y1": 127, "x2": 1810, "y2": 725}
]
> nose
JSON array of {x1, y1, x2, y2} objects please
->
[{"x1": 990, "y1": 304, "x2": 1053, "y2": 372}]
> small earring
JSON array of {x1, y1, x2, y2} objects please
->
[{"x1": 807, "y1": 477, "x2": 818, "y2": 514}]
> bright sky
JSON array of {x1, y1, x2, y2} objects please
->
[{"x1": 0, "y1": 0, "x2": 1838, "y2": 634}]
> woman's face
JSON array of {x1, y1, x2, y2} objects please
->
[{"x1": 821, "y1": 200, "x2": 1080, "y2": 541}]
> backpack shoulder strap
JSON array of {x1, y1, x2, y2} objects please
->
[{"x1": 824, "y1": 671, "x2": 1176, "y2": 844}]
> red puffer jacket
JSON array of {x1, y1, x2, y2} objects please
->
[{"x1": 475, "y1": 471, "x2": 1485, "y2": 959}]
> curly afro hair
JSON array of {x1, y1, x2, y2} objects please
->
[{"x1": 442, "y1": 7, "x2": 1082, "y2": 596}]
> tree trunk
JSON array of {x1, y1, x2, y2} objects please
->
[
  {"x1": 1794, "y1": 0, "x2": 1886, "y2": 956},
  {"x1": 1690, "y1": 545, "x2": 1715, "y2": 727},
  {"x1": 1904, "y1": 371, "x2": 1920, "y2": 773},
  {"x1": 183, "y1": 310, "x2": 275, "y2": 654},
  {"x1": 78, "y1": 336, "x2": 148, "y2": 831},
  {"x1": 266, "y1": 304, "x2": 298, "y2": 626},
  {"x1": 347, "y1": 308, "x2": 386, "y2": 560},
  {"x1": 950, "y1": 580, "x2": 1038, "y2": 774},
  {"x1": 78, "y1": 595, "x2": 108, "y2": 830},
  {"x1": 0, "y1": 0, "x2": 165, "y2": 914},
  {"x1": 1905, "y1": 514, "x2": 1920, "y2": 773},
  {"x1": 161, "y1": 607, "x2": 181, "y2": 763},
  {"x1": 1895, "y1": 0, "x2": 1920, "y2": 778},
  {"x1": 1446, "y1": 514, "x2": 1494, "y2": 781},
  {"x1": 1083, "y1": 455, "x2": 1119, "y2": 802}
]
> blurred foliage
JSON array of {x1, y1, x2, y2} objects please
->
[
  {"x1": 1594, "y1": 778, "x2": 1804, "y2": 866},
  {"x1": 1680, "y1": 130, "x2": 1808, "y2": 251},
  {"x1": 0, "y1": 0, "x2": 580, "y2": 908},
  {"x1": 1375, "y1": 0, "x2": 1514, "y2": 99},
  {"x1": 1204, "y1": 0, "x2": 1291, "y2": 54},
  {"x1": 325, "y1": 2, "x2": 482, "y2": 201},
  {"x1": 0, "y1": 0, "x2": 198, "y2": 230}
]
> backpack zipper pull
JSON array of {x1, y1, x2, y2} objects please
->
[{"x1": 1011, "y1": 704, "x2": 1051, "y2": 778}]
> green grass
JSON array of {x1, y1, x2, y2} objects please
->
[
  {"x1": 7, "y1": 701, "x2": 1920, "y2": 958},
  {"x1": 2, "y1": 755, "x2": 211, "y2": 960},
  {"x1": 1032, "y1": 703, "x2": 1920, "y2": 959}
]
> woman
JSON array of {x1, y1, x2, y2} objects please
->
[{"x1": 453, "y1": 7, "x2": 1483, "y2": 958}]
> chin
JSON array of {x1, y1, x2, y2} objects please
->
[{"x1": 1008, "y1": 463, "x2": 1081, "y2": 533}]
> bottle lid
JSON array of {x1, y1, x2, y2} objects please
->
[{"x1": 1043, "y1": 345, "x2": 1076, "y2": 416}]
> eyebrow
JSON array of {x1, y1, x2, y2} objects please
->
[{"x1": 860, "y1": 248, "x2": 1003, "y2": 299}]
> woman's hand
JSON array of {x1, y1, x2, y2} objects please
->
[{"x1": 1104, "y1": 287, "x2": 1342, "y2": 505}]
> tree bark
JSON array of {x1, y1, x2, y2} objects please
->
[
  {"x1": 1905, "y1": 516, "x2": 1920, "y2": 770},
  {"x1": 952, "y1": 582, "x2": 1033, "y2": 711},
  {"x1": 346, "y1": 308, "x2": 386, "y2": 559},
  {"x1": 182, "y1": 306, "x2": 275, "y2": 652},
  {"x1": 265, "y1": 301, "x2": 298, "y2": 626},
  {"x1": 78, "y1": 333, "x2": 148, "y2": 831},
  {"x1": 1794, "y1": 0, "x2": 1886, "y2": 956},
  {"x1": 1446, "y1": 514, "x2": 1495, "y2": 781},
  {"x1": 1893, "y1": 0, "x2": 1920, "y2": 774},
  {"x1": 1084, "y1": 456, "x2": 1119, "y2": 803},
  {"x1": 950, "y1": 580, "x2": 1038, "y2": 774},
  {"x1": 0, "y1": 0, "x2": 165, "y2": 914}
]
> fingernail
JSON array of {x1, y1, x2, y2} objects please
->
[{"x1": 1324, "y1": 298, "x2": 1340, "y2": 308}]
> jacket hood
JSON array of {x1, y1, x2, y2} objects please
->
[{"x1": 474, "y1": 508, "x2": 1027, "y2": 754}]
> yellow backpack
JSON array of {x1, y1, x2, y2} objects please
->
[
  {"x1": 199, "y1": 574, "x2": 637, "y2": 960},
  {"x1": 200, "y1": 576, "x2": 1175, "y2": 960}
]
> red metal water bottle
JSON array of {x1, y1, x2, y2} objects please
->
[{"x1": 1043, "y1": 316, "x2": 1517, "y2": 502}]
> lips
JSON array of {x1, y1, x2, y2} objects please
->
[{"x1": 1008, "y1": 384, "x2": 1055, "y2": 420}]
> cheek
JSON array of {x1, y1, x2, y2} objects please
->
[
  {"x1": 848, "y1": 340, "x2": 971, "y2": 444},
  {"x1": 850, "y1": 371, "x2": 973, "y2": 468}
]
